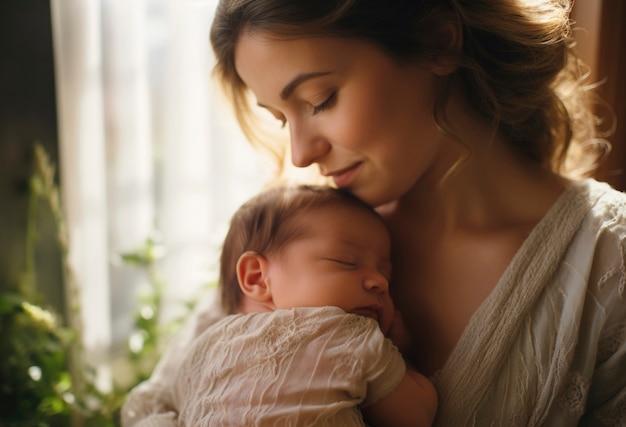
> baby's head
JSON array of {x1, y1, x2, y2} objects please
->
[{"x1": 219, "y1": 185, "x2": 394, "y2": 332}]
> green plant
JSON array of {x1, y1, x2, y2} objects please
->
[
  {"x1": 116, "y1": 236, "x2": 201, "y2": 389},
  {"x1": 0, "y1": 144, "x2": 199, "y2": 426},
  {"x1": 0, "y1": 293, "x2": 74, "y2": 426},
  {"x1": 0, "y1": 143, "x2": 81, "y2": 426}
]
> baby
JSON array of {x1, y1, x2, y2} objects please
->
[{"x1": 172, "y1": 185, "x2": 437, "y2": 426}]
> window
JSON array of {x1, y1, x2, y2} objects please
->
[
  {"x1": 51, "y1": 0, "x2": 271, "y2": 386},
  {"x1": 48, "y1": 0, "x2": 626, "y2": 392}
]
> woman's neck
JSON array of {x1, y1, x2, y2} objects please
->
[{"x1": 388, "y1": 96, "x2": 569, "y2": 233}]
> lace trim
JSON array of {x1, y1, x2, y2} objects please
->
[
  {"x1": 597, "y1": 321, "x2": 626, "y2": 366},
  {"x1": 558, "y1": 372, "x2": 590, "y2": 416}
]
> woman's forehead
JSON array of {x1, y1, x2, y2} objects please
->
[{"x1": 234, "y1": 33, "x2": 384, "y2": 99}]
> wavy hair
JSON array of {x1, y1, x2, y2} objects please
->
[{"x1": 210, "y1": 0, "x2": 609, "y2": 179}]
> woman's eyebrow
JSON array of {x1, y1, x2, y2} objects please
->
[{"x1": 280, "y1": 71, "x2": 332, "y2": 100}]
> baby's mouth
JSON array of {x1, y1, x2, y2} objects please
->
[{"x1": 351, "y1": 306, "x2": 381, "y2": 321}]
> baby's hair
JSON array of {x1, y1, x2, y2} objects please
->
[
  {"x1": 210, "y1": 0, "x2": 609, "y2": 179},
  {"x1": 219, "y1": 185, "x2": 382, "y2": 314}
]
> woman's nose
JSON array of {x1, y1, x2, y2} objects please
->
[{"x1": 289, "y1": 122, "x2": 330, "y2": 168}]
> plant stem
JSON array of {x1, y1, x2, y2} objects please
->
[
  {"x1": 21, "y1": 175, "x2": 40, "y2": 299},
  {"x1": 33, "y1": 144, "x2": 86, "y2": 426}
]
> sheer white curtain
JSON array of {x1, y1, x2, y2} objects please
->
[{"x1": 51, "y1": 0, "x2": 270, "y2": 383}]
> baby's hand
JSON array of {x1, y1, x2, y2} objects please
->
[{"x1": 386, "y1": 310, "x2": 412, "y2": 354}]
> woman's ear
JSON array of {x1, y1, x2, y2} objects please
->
[
  {"x1": 236, "y1": 251, "x2": 273, "y2": 302},
  {"x1": 427, "y1": 10, "x2": 463, "y2": 76}
]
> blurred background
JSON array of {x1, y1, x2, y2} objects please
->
[{"x1": 0, "y1": 0, "x2": 624, "y2": 410}]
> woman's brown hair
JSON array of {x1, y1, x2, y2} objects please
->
[{"x1": 210, "y1": 0, "x2": 609, "y2": 179}]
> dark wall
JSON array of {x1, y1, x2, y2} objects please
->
[
  {"x1": 0, "y1": 0, "x2": 64, "y2": 311},
  {"x1": 594, "y1": 0, "x2": 626, "y2": 191}
]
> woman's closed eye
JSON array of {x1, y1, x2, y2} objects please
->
[{"x1": 312, "y1": 91, "x2": 337, "y2": 115}]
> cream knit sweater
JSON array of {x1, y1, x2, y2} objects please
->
[
  {"x1": 122, "y1": 179, "x2": 626, "y2": 426},
  {"x1": 433, "y1": 179, "x2": 626, "y2": 426}
]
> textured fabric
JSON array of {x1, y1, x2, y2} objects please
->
[
  {"x1": 121, "y1": 294, "x2": 226, "y2": 427},
  {"x1": 123, "y1": 306, "x2": 405, "y2": 427},
  {"x1": 433, "y1": 179, "x2": 626, "y2": 426},
  {"x1": 122, "y1": 178, "x2": 626, "y2": 426}
]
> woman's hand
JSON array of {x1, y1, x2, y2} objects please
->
[{"x1": 386, "y1": 309, "x2": 412, "y2": 354}]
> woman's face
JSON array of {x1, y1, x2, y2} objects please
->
[{"x1": 235, "y1": 32, "x2": 445, "y2": 207}]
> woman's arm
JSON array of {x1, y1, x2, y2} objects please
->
[{"x1": 385, "y1": 309, "x2": 413, "y2": 354}]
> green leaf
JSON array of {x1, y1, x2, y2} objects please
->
[{"x1": 0, "y1": 292, "x2": 26, "y2": 313}]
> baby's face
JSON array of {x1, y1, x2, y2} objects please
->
[{"x1": 266, "y1": 204, "x2": 394, "y2": 334}]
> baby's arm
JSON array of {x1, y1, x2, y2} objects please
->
[
  {"x1": 362, "y1": 310, "x2": 437, "y2": 426},
  {"x1": 121, "y1": 294, "x2": 225, "y2": 426},
  {"x1": 362, "y1": 366, "x2": 438, "y2": 427}
]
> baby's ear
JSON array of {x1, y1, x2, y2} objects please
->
[{"x1": 236, "y1": 251, "x2": 272, "y2": 302}]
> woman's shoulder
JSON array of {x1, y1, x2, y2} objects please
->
[
  {"x1": 578, "y1": 178, "x2": 626, "y2": 213},
  {"x1": 570, "y1": 179, "x2": 625, "y2": 301},
  {"x1": 567, "y1": 178, "x2": 626, "y2": 232},
  {"x1": 528, "y1": 177, "x2": 624, "y2": 302}
]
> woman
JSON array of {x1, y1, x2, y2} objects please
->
[{"x1": 123, "y1": 1, "x2": 626, "y2": 425}]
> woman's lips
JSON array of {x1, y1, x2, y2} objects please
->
[{"x1": 328, "y1": 163, "x2": 361, "y2": 188}]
